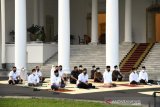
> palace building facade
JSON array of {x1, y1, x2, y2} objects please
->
[{"x1": 0, "y1": 0, "x2": 160, "y2": 74}]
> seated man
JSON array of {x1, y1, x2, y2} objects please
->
[
  {"x1": 91, "y1": 65, "x2": 96, "y2": 79},
  {"x1": 28, "y1": 69, "x2": 41, "y2": 86},
  {"x1": 103, "y1": 66, "x2": 116, "y2": 87},
  {"x1": 35, "y1": 66, "x2": 45, "y2": 83},
  {"x1": 139, "y1": 66, "x2": 148, "y2": 84},
  {"x1": 94, "y1": 67, "x2": 103, "y2": 82},
  {"x1": 112, "y1": 65, "x2": 123, "y2": 81},
  {"x1": 50, "y1": 65, "x2": 58, "y2": 77},
  {"x1": 51, "y1": 70, "x2": 65, "y2": 90},
  {"x1": 77, "y1": 68, "x2": 95, "y2": 89},
  {"x1": 58, "y1": 65, "x2": 67, "y2": 86},
  {"x1": 129, "y1": 68, "x2": 139, "y2": 85},
  {"x1": 8, "y1": 66, "x2": 22, "y2": 85},
  {"x1": 70, "y1": 66, "x2": 80, "y2": 84}
]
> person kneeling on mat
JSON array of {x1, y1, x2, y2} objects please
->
[
  {"x1": 51, "y1": 70, "x2": 65, "y2": 90},
  {"x1": 103, "y1": 66, "x2": 116, "y2": 87},
  {"x1": 77, "y1": 68, "x2": 95, "y2": 89}
]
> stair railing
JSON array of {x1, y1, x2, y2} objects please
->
[
  {"x1": 134, "y1": 43, "x2": 154, "y2": 68},
  {"x1": 119, "y1": 43, "x2": 138, "y2": 69}
]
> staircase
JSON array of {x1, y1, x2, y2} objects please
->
[
  {"x1": 120, "y1": 43, "x2": 154, "y2": 79},
  {"x1": 139, "y1": 43, "x2": 160, "y2": 80},
  {"x1": 41, "y1": 42, "x2": 134, "y2": 77}
]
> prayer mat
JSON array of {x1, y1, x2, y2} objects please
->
[
  {"x1": 118, "y1": 84, "x2": 143, "y2": 87},
  {"x1": 47, "y1": 88, "x2": 74, "y2": 92}
]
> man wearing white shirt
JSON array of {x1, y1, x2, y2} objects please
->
[
  {"x1": 35, "y1": 66, "x2": 45, "y2": 83},
  {"x1": 51, "y1": 70, "x2": 65, "y2": 90},
  {"x1": 139, "y1": 66, "x2": 148, "y2": 84},
  {"x1": 77, "y1": 68, "x2": 95, "y2": 89},
  {"x1": 129, "y1": 68, "x2": 139, "y2": 85},
  {"x1": 58, "y1": 65, "x2": 67, "y2": 86},
  {"x1": 103, "y1": 66, "x2": 116, "y2": 87},
  {"x1": 28, "y1": 69, "x2": 41, "y2": 86},
  {"x1": 8, "y1": 66, "x2": 22, "y2": 85}
]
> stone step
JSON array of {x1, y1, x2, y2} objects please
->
[{"x1": 41, "y1": 43, "x2": 135, "y2": 77}]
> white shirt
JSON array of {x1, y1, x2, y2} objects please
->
[
  {"x1": 77, "y1": 73, "x2": 88, "y2": 84},
  {"x1": 139, "y1": 70, "x2": 148, "y2": 82},
  {"x1": 129, "y1": 72, "x2": 139, "y2": 82},
  {"x1": 59, "y1": 70, "x2": 64, "y2": 77},
  {"x1": 8, "y1": 71, "x2": 19, "y2": 80},
  {"x1": 36, "y1": 70, "x2": 42, "y2": 77},
  {"x1": 103, "y1": 70, "x2": 112, "y2": 83},
  {"x1": 28, "y1": 73, "x2": 40, "y2": 84},
  {"x1": 51, "y1": 75, "x2": 61, "y2": 86}
]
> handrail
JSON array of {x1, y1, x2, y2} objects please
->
[{"x1": 134, "y1": 43, "x2": 154, "y2": 68}]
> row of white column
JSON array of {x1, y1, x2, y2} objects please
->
[
  {"x1": 89, "y1": 0, "x2": 132, "y2": 69},
  {"x1": 59, "y1": 0, "x2": 133, "y2": 71},
  {"x1": 91, "y1": 0, "x2": 132, "y2": 44},
  {"x1": 0, "y1": 0, "x2": 132, "y2": 71}
]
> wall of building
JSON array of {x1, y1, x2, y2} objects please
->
[
  {"x1": 5, "y1": 43, "x2": 58, "y2": 70},
  {"x1": 1, "y1": 0, "x2": 155, "y2": 44},
  {"x1": 70, "y1": 0, "x2": 91, "y2": 44},
  {"x1": 132, "y1": 0, "x2": 152, "y2": 43}
]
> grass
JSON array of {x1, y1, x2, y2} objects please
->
[{"x1": 0, "y1": 98, "x2": 141, "y2": 107}]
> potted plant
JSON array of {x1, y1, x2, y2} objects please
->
[{"x1": 27, "y1": 24, "x2": 45, "y2": 42}]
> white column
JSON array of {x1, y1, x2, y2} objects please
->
[
  {"x1": 106, "y1": 0, "x2": 119, "y2": 70},
  {"x1": 58, "y1": 0, "x2": 70, "y2": 73},
  {"x1": 91, "y1": 0, "x2": 98, "y2": 44},
  {"x1": 1, "y1": 0, "x2": 6, "y2": 68},
  {"x1": 124, "y1": 0, "x2": 132, "y2": 42},
  {"x1": 39, "y1": 0, "x2": 44, "y2": 26},
  {"x1": 15, "y1": 0, "x2": 27, "y2": 69},
  {"x1": 34, "y1": 0, "x2": 39, "y2": 25}
]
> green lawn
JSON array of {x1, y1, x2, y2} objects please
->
[{"x1": 0, "y1": 98, "x2": 141, "y2": 107}]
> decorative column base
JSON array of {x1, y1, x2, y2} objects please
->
[{"x1": 89, "y1": 42, "x2": 99, "y2": 45}]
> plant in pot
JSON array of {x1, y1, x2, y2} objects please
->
[{"x1": 27, "y1": 24, "x2": 45, "y2": 42}]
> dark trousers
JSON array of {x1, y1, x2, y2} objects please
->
[
  {"x1": 140, "y1": 79, "x2": 147, "y2": 84},
  {"x1": 77, "y1": 82, "x2": 95, "y2": 89},
  {"x1": 28, "y1": 83, "x2": 42, "y2": 86},
  {"x1": 112, "y1": 77, "x2": 123, "y2": 81},
  {"x1": 70, "y1": 80, "x2": 77, "y2": 84},
  {"x1": 51, "y1": 83, "x2": 65, "y2": 90},
  {"x1": 130, "y1": 81, "x2": 138, "y2": 85},
  {"x1": 8, "y1": 80, "x2": 19, "y2": 84},
  {"x1": 94, "y1": 78, "x2": 102, "y2": 83},
  {"x1": 40, "y1": 77, "x2": 45, "y2": 83}
]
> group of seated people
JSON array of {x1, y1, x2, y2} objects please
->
[
  {"x1": 8, "y1": 64, "x2": 149, "y2": 90},
  {"x1": 129, "y1": 66, "x2": 148, "y2": 85},
  {"x1": 8, "y1": 66, "x2": 45, "y2": 86}
]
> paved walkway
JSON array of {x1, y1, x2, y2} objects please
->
[{"x1": 0, "y1": 77, "x2": 160, "y2": 106}]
